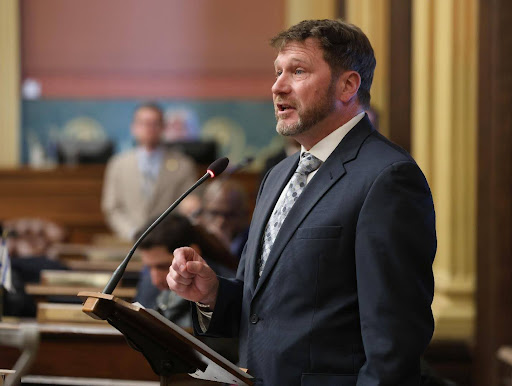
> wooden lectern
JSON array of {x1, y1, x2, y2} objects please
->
[{"x1": 79, "y1": 292, "x2": 253, "y2": 386}]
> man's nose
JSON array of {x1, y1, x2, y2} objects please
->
[
  {"x1": 151, "y1": 270, "x2": 161, "y2": 286},
  {"x1": 272, "y1": 74, "x2": 291, "y2": 95}
]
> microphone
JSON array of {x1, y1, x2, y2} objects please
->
[{"x1": 102, "y1": 157, "x2": 229, "y2": 295}]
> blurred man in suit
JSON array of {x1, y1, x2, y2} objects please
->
[
  {"x1": 197, "y1": 179, "x2": 250, "y2": 259},
  {"x1": 134, "y1": 214, "x2": 236, "y2": 324},
  {"x1": 167, "y1": 19, "x2": 436, "y2": 385},
  {"x1": 102, "y1": 103, "x2": 197, "y2": 241},
  {"x1": 134, "y1": 214, "x2": 239, "y2": 363}
]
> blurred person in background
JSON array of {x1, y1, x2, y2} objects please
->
[
  {"x1": 134, "y1": 213, "x2": 239, "y2": 363},
  {"x1": 261, "y1": 137, "x2": 301, "y2": 181},
  {"x1": 102, "y1": 102, "x2": 197, "y2": 241},
  {"x1": 196, "y1": 179, "x2": 250, "y2": 259},
  {"x1": 162, "y1": 108, "x2": 201, "y2": 143},
  {"x1": 134, "y1": 214, "x2": 237, "y2": 318},
  {"x1": 1, "y1": 218, "x2": 68, "y2": 317}
]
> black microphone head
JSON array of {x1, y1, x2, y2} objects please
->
[{"x1": 207, "y1": 157, "x2": 229, "y2": 178}]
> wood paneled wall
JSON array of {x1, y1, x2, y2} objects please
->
[
  {"x1": 0, "y1": 166, "x2": 108, "y2": 243},
  {"x1": 475, "y1": 0, "x2": 512, "y2": 384},
  {"x1": 20, "y1": 0, "x2": 285, "y2": 98},
  {"x1": 388, "y1": 0, "x2": 411, "y2": 152}
]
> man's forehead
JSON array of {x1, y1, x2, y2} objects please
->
[
  {"x1": 205, "y1": 196, "x2": 233, "y2": 210},
  {"x1": 274, "y1": 39, "x2": 323, "y2": 66}
]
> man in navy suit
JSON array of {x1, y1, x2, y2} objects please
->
[{"x1": 167, "y1": 19, "x2": 436, "y2": 385}]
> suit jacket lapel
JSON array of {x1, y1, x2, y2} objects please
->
[{"x1": 253, "y1": 115, "x2": 375, "y2": 298}]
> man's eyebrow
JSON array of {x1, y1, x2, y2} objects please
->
[{"x1": 274, "y1": 57, "x2": 310, "y2": 67}]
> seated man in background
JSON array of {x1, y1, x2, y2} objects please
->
[
  {"x1": 1, "y1": 218, "x2": 68, "y2": 317},
  {"x1": 196, "y1": 179, "x2": 250, "y2": 259},
  {"x1": 102, "y1": 102, "x2": 197, "y2": 241},
  {"x1": 134, "y1": 213, "x2": 239, "y2": 362},
  {"x1": 134, "y1": 213, "x2": 237, "y2": 314}
]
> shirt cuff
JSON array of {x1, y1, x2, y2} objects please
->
[{"x1": 196, "y1": 305, "x2": 213, "y2": 332}]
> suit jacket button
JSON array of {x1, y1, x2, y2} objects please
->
[{"x1": 250, "y1": 314, "x2": 259, "y2": 324}]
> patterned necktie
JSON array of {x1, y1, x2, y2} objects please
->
[
  {"x1": 259, "y1": 152, "x2": 322, "y2": 276},
  {"x1": 140, "y1": 156, "x2": 158, "y2": 199}
]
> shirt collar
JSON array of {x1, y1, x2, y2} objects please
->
[
  {"x1": 137, "y1": 146, "x2": 164, "y2": 160},
  {"x1": 137, "y1": 146, "x2": 164, "y2": 174},
  {"x1": 301, "y1": 111, "x2": 366, "y2": 162}
]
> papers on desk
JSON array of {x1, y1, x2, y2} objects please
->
[{"x1": 131, "y1": 302, "x2": 145, "y2": 309}]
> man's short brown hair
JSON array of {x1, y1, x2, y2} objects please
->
[
  {"x1": 133, "y1": 102, "x2": 164, "y2": 126},
  {"x1": 270, "y1": 19, "x2": 376, "y2": 108}
]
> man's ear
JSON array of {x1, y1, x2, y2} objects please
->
[
  {"x1": 189, "y1": 243, "x2": 202, "y2": 256},
  {"x1": 337, "y1": 70, "x2": 361, "y2": 103}
]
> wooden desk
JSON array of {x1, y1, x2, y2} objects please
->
[
  {"x1": 0, "y1": 166, "x2": 108, "y2": 243},
  {"x1": 21, "y1": 375, "x2": 158, "y2": 385},
  {"x1": 54, "y1": 243, "x2": 137, "y2": 260},
  {"x1": 1, "y1": 369, "x2": 15, "y2": 386},
  {"x1": 25, "y1": 285, "x2": 137, "y2": 301},
  {"x1": 59, "y1": 261, "x2": 142, "y2": 288},
  {"x1": 64, "y1": 260, "x2": 144, "y2": 273},
  {"x1": 0, "y1": 165, "x2": 260, "y2": 243},
  {"x1": 40, "y1": 270, "x2": 112, "y2": 287},
  {"x1": 0, "y1": 321, "x2": 211, "y2": 384},
  {"x1": 54, "y1": 242, "x2": 144, "y2": 286},
  {"x1": 55, "y1": 243, "x2": 143, "y2": 273}
]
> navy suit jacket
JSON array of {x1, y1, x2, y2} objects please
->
[{"x1": 194, "y1": 115, "x2": 436, "y2": 385}]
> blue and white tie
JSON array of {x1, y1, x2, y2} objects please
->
[{"x1": 259, "y1": 152, "x2": 322, "y2": 276}]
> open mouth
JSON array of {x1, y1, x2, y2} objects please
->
[{"x1": 277, "y1": 103, "x2": 295, "y2": 112}]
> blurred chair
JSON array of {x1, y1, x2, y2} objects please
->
[
  {"x1": 57, "y1": 138, "x2": 113, "y2": 164},
  {"x1": 165, "y1": 140, "x2": 217, "y2": 165},
  {"x1": 0, "y1": 324, "x2": 39, "y2": 386}
]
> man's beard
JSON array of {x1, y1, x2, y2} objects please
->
[{"x1": 275, "y1": 78, "x2": 337, "y2": 137}]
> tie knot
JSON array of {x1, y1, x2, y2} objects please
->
[{"x1": 296, "y1": 152, "x2": 322, "y2": 175}]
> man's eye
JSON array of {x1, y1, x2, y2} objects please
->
[
  {"x1": 295, "y1": 69, "x2": 304, "y2": 75},
  {"x1": 275, "y1": 70, "x2": 282, "y2": 78}
]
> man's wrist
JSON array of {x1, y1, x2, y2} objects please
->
[
  {"x1": 195, "y1": 301, "x2": 213, "y2": 312},
  {"x1": 197, "y1": 282, "x2": 219, "y2": 311}
]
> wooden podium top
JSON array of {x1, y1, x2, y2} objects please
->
[{"x1": 79, "y1": 292, "x2": 253, "y2": 385}]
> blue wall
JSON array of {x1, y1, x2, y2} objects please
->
[{"x1": 22, "y1": 99, "x2": 283, "y2": 168}]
